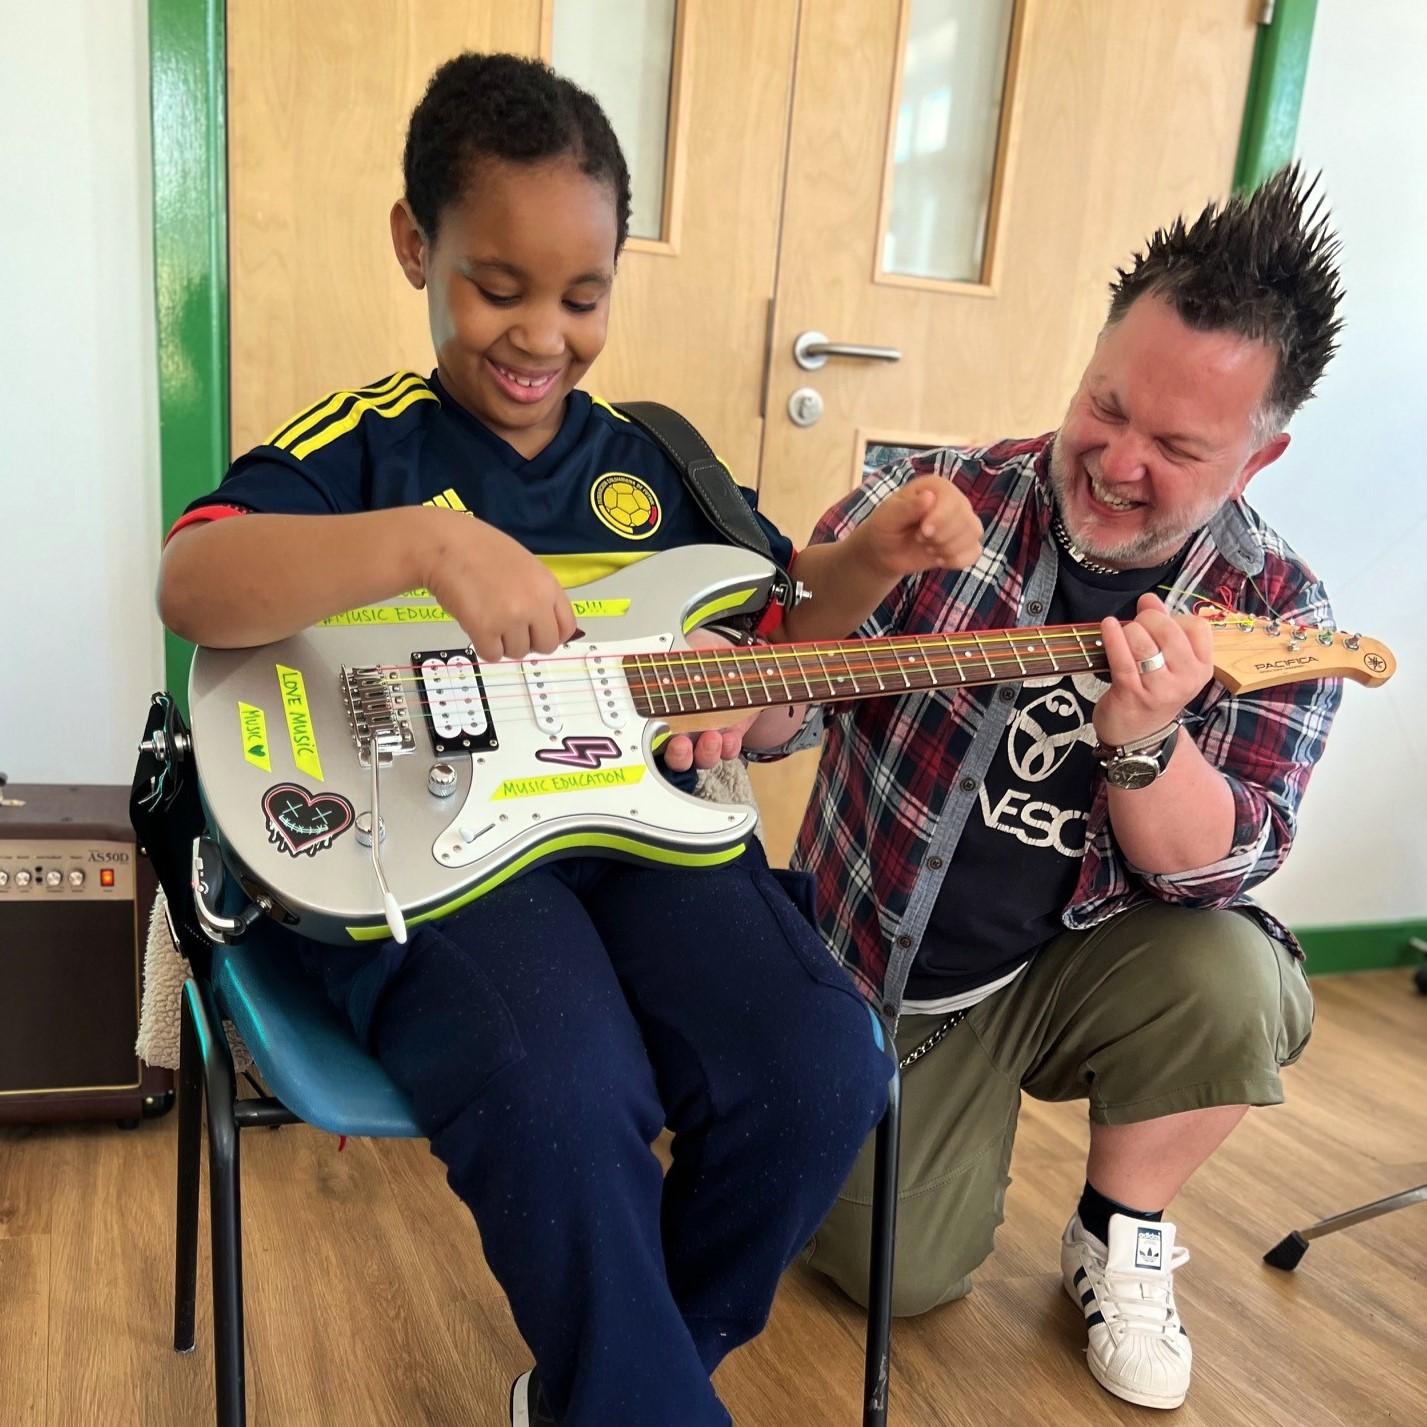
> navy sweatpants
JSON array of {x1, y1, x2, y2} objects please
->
[{"x1": 299, "y1": 840, "x2": 890, "y2": 1427}]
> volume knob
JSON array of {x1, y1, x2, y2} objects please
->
[{"x1": 428, "y1": 762, "x2": 459, "y2": 798}]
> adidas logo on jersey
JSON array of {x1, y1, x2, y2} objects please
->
[{"x1": 424, "y1": 488, "x2": 471, "y2": 514}]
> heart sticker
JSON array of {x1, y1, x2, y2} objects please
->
[{"x1": 262, "y1": 782, "x2": 355, "y2": 858}]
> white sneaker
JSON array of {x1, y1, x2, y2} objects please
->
[
  {"x1": 510, "y1": 1368, "x2": 559, "y2": 1427},
  {"x1": 1061, "y1": 1212, "x2": 1192, "y2": 1409}
]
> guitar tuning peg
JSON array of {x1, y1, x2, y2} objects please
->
[
  {"x1": 1316, "y1": 630, "x2": 1334, "y2": 646},
  {"x1": 1345, "y1": 633, "x2": 1361, "y2": 651},
  {"x1": 1266, "y1": 620, "x2": 1281, "y2": 637}
]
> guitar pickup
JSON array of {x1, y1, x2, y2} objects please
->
[{"x1": 414, "y1": 648, "x2": 499, "y2": 754}]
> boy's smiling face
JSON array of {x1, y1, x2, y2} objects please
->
[{"x1": 392, "y1": 156, "x2": 618, "y2": 459}]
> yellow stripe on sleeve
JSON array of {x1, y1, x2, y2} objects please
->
[
  {"x1": 288, "y1": 383, "x2": 440, "y2": 460},
  {"x1": 264, "y1": 370, "x2": 417, "y2": 448}
]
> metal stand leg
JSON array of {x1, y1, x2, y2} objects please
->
[
  {"x1": 196, "y1": 980, "x2": 247, "y2": 1427},
  {"x1": 863, "y1": 1067, "x2": 902, "y2": 1427},
  {"x1": 174, "y1": 983, "x2": 205, "y2": 1353},
  {"x1": 1264, "y1": 1184, "x2": 1427, "y2": 1270}
]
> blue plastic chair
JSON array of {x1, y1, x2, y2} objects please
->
[{"x1": 172, "y1": 925, "x2": 902, "y2": 1427}]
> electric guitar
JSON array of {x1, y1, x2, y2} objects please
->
[{"x1": 187, "y1": 544, "x2": 1395, "y2": 946}]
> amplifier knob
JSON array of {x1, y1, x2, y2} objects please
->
[
  {"x1": 15, "y1": 869, "x2": 32, "y2": 888},
  {"x1": 68, "y1": 868, "x2": 86, "y2": 888},
  {"x1": 45, "y1": 869, "x2": 64, "y2": 888},
  {"x1": 0, "y1": 869, "x2": 9, "y2": 887}
]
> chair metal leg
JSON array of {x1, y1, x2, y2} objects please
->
[
  {"x1": 195, "y1": 979, "x2": 247, "y2": 1427},
  {"x1": 863, "y1": 1066, "x2": 902, "y2": 1427},
  {"x1": 1264, "y1": 1184, "x2": 1427, "y2": 1270},
  {"x1": 174, "y1": 983, "x2": 205, "y2": 1353}
]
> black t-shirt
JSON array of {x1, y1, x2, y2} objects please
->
[{"x1": 904, "y1": 545, "x2": 1185, "y2": 1001}]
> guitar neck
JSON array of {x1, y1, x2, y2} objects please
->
[{"x1": 623, "y1": 626, "x2": 1108, "y2": 717}]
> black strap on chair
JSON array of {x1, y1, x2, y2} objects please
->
[
  {"x1": 615, "y1": 400, "x2": 798, "y2": 614},
  {"x1": 130, "y1": 690, "x2": 211, "y2": 978}
]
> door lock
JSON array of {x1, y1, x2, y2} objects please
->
[{"x1": 788, "y1": 387, "x2": 824, "y2": 427}]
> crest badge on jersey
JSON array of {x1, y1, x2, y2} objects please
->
[{"x1": 590, "y1": 472, "x2": 661, "y2": 540}]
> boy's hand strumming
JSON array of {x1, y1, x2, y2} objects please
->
[{"x1": 422, "y1": 511, "x2": 578, "y2": 663}]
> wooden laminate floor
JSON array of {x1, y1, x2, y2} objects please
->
[{"x1": 2, "y1": 970, "x2": 1423, "y2": 1426}]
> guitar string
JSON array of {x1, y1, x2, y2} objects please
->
[
  {"x1": 330, "y1": 618, "x2": 1318, "y2": 717},
  {"x1": 346, "y1": 610, "x2": 1288, "y2": 687}
]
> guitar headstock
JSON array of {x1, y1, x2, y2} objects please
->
[{"x1": 1202, "y1": 608, "x2": 1396, "y2": 694}]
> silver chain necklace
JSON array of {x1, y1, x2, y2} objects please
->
[{"x1": 1051, "y1": 510, "x2": 1121, "y2": 576}]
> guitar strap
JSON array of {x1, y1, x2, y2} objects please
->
[
  {"x1": 615, "y1": 400, "x2": 797, "y2": 612},
  {"x1": 129, "y1": 691, "x2": 212, "y2": 978}
]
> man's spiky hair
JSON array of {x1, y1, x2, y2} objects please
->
[{"x1": 1107, "y1": 163, "x2": 1344, "y2": 435}]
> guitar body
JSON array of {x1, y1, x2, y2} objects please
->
[{"x1": 189, "y1": 545, "x2": 779, "y2": 944}]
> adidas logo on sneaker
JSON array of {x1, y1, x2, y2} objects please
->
[{"x1": 1061, "y1": 1212, "x2": 1192, "y2": 1410}]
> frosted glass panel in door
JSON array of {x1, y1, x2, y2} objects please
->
[
  {"x1": 883, "y1": 0, "x2": 1015, "y2": 283},
  {"x1": 550, "y1": 0, "x2": 678, "y2": 241}
]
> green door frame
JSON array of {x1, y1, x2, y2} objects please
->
[
  {"x1": 1234, "y1": 0, "x2": 1319, "y2": 192},
  {"x1": 149, "y1": 0, "x2": 228, "y2": 703}
]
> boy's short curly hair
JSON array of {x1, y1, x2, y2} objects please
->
[
  {"x1": 1107, "y1": 163, "x2": 1344, "y2": 436},
  {"x1": 403, "y1": 52, "x2": 632, "y2": 254}
]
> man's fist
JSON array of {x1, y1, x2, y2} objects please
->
[{"x1": 853, "y1": 474, "x2": 983, "y2": 579}]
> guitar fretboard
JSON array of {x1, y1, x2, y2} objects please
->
[{"x1": 622, "y1": 625, "x2": 1110, "y2": 717}]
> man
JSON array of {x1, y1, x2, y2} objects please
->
[{"x1": 749, "y1": 165, "x2": 1344, "y2": 1410}]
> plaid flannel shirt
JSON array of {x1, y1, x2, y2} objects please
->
[{"x1": 750, "y1": 434, "x2": 1340, "y2": 1016}]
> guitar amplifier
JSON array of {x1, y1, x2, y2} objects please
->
[{"x1": 0, "y1": 782, "x2": 173, "y2": 1125}]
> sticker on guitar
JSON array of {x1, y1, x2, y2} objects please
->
[
  {"x1": 535, "y1": 735, "x2": 622, "y2": 769},
  {"x1": 262, "y1": 783, "x2": 355, "y2": 858}
]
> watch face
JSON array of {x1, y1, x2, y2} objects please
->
[{"x1": 1106, "y1": 754, "x2": 1159, "y2": 790}]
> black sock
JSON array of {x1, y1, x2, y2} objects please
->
[{"x1": 1077, "y1": 1180, "x2": 1163, "y2": 1245}]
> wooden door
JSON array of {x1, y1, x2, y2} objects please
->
[
  {"x1": 227, "y1": 0, "x2": 798, "y2": 483},
  {"x1": 227, "y1": 2, "x2": 543, "y2": 455},
  {"x1": 746, "y1": 0, "x2": 1259, "y2": 861}
]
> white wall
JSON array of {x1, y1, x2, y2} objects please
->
[
  {"x1": 1251, "y1": 0, "x2": 1427, "y2": 928},
  {"x1": 0, "y1": 0, "x2": 162, "y2": 787}
]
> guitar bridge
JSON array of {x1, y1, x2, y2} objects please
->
[{"x1": 341, "y1": 665, "x2": 417, "y2": 767}]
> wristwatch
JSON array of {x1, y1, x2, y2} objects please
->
[{"x1": 1095, "y1": 721, "x2": 1181, "y2": 790}]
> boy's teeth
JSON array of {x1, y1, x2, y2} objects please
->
[{"x1": 497, "y1": 365, "x2": 551, "y2": 389}]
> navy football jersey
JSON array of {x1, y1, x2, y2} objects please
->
[{"x1": 182, "y1": 370, "x2": 793, "y2": 585}]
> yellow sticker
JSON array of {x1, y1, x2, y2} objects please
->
[
  {"x1": 318, "y1": 604, "x2": 456, "y2": 627},
  {"x1": 570, "y1": 598, "x2": 631, "y2": 618},
  {"x1": 238, "y1": 702, "x2": 272, "y2": 772},
  {"x1": 491, "y1": 765, "x2": 646, "y2": 800},
  {"x1": 275, "y1": 664, "x2": 324, "y2": 782}
]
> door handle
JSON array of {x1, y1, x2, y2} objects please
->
[{"x1": 793, "y1": 329, "x2": 902, "y2": 371}]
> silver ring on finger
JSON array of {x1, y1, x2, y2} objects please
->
[{"x1": 1137, "y1": 649, "x2": 1167, "y2": 674}]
